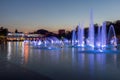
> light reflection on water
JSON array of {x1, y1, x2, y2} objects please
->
[{"x1": 1, "y1": 42, "x2": 120, "y2": 80}]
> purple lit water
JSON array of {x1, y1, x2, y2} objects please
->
[{"x1": 0, "y1": 42, "x2": 120, "y2": 80}]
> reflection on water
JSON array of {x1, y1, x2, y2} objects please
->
[
  {"x1": 7, "y1": 42, "x2": 11, "y2": 60},
  {"x1": 0, "y1": 42, "x2": 120, "y2": 80},
  {"x1": 7, "y1": 42, "x2": 30, "y2": 65},
  {"x1": 24, "y1": 43, "x2": 29, "y2": 64}
]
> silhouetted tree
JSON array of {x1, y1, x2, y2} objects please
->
[
  {"x1": 65, "y1": 31, "x2": 72, "y2": 40},
  {"x1": 0, "y1": 27, "x2": 3, "y2": 30},
  {"x1": 15, "y1": 29, "x2": 18, "y2": 33},
  {"x1": 0, "y1": 27, "x2": 8, "y2": 36}
]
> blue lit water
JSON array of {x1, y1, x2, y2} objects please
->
[{"x1": 0, "y1": 42, "x2": 120, "y2": 80}]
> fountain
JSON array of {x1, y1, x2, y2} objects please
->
[
  {"x1": 95, "y1": 26, "x2": 101, "y2": 47},
  {"x1": 28, "y1": 10, "x2": 120, "y2": 53},
  {"x1": 88, "y1": 10, "x2": 94, "y2": 47},
  {"x1": 107, "y1": 25, "x2": 117, "y2": 46},
  {"x1": 31, "y1": 36, "x2": 62, "y2": 50},
  {"x1": 101, "y1": 22, "x2": 107, "y2": 47},
  {"x1": 72, "y1": 29, "x2": 76, "y2": 46},
  {"x1": 77, "y1": 24, "x2": 84, "y2": 47},
  {"x1": 70, "y1": 10, "x2": 120, "y2": 53}
]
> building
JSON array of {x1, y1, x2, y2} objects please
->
[{"x1": 58, "y1": 29, "x2": 65, "y2": 35}]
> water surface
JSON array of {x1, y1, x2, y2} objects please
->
[{"x1": 0, "y1": 42, "x2": 120, "y2": 80}]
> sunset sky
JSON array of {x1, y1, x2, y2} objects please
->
[{"x1": 0, "y1": 0, "x2": 120, "y2": 32}]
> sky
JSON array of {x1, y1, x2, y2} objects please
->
[{"x1": 0, "y1": 0, "x2": 120, "y2": 32}]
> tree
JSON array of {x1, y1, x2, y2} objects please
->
[{"x1": 15, "y1": 29, "x2": 18, "y2": 33}]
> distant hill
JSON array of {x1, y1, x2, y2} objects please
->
[{"x1": 34, "y1": 29, "x2": 49, "y2": 34}]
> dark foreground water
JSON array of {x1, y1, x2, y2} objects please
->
[{"x1": 0, "y1": 42, "x2": 120, "y2": 80}]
